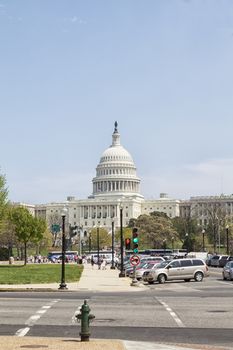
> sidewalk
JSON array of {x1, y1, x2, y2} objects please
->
[{"x1": 0, "y1": 263, "x2": 146, "y2": 292}]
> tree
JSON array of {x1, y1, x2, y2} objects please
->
[
  {"x1": 89, "y1": 227, "x2": 111, "y2": 250},
  {"x1": 0, "y1": 171, "x2": 8, "y2": 228},
  {"x1": 114, "y1": 227, "x2": 133, "y2": 246},
  {"x1": 9, "y1": 206, "x2": 47, "y2": 265},
  {"x1": 172, "y1": 216, "x2": 199, "y2": 252},
  {"x1": 131, "y1": 212, "x2": 177, "y2": 249},
  {"x1": 48, "y1": 213, "x2": 62, "y2": 247}
]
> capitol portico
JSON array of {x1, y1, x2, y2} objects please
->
[{"x1": 34, "y1": 122, "x2": 180, "y2": 233}]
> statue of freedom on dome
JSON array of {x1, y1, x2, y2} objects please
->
[{"x1": 114, "y1": 121, "x2": 118, "y2": 133}]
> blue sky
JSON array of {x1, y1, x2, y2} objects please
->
[{"x1": 1, "y1": 0, "x2": 233, "y2": 204}]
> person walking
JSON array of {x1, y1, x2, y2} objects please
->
[
  {"x1": 91, "y1": 256, "x2": 94, "y2": 269},
  {"x1": 102, "y1": 258, "x2": 107, "y2": 270}
]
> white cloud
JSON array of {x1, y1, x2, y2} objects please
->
[
  {"x1": 71, "y1": 16, "x2": 77, "y2": 23},
  {"x1": 63, "y1": 16, "x2": 87, "y2": 24}
]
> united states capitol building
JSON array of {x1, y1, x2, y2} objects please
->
[
  {"x1": 21, "y1": 122, "x2": 233, "y2": 235},
  {"x1": 34, "y1": 122, "x2": 180, "y2": 233}
]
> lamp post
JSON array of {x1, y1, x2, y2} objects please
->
[
  {"x1": 171, "y1": 237, "x2": 174, "y2": 251},
  {"x1": 111, "y1": 221, "x2": 115, "y2": 269},
  {"x1": 226, "y1": 225, "x2": 229, "y2": 255},
  {"x1": 97, "y1": 227, "x2": 100, "y2": 269},
  {"x1": 185, "y1": 233, "x2": 189, "y2": 253},
  {"x1": 119, "y1": 205, "x2": 125, "y2": 277},
  {"x1": 202, "y1": 229, "x2": 205, "y2": 252},
  {"x1": 88, "y1": 232, "x2": 92, "y2": 254},
  {"x1": 163, "y1": 239, "x2": 167, "y2": 256},
  {"x1": 59, "y1": 208, "x2": 68, "y2": 290}
]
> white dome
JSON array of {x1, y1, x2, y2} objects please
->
[
  {"x1": 100, "y1": 145, "x2": 134, "y2": 164},
  {"x1": 91, "y1": 122, "x2": 143, "y2": 199}
]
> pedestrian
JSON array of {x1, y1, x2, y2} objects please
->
[
  {"x1": 91, "y1": 256, "x2": 94, "y2": 269},
  {"x1": 102, "y1": 259, "x2": 107, "y2": 270}
]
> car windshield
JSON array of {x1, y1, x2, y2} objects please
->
[{"x1": 156, "y1": 260, "x2": 171, "y2": 268}]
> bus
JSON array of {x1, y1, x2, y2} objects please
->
[
  {"x1": 125, "y1": 249, "x2": 173, "y2": 256},
  {"x1": 47, "y1": 251, "x2": 78, "y2": 262},
  {"x1": 86, "y1": 250, "x2": 118, "y2": 264}
]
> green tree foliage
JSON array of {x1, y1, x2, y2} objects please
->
[
  {"x1": 89, "y1": 227, "x2": 111, "y2": 250},
  {"x1": 171, "y1": 216, "x2": 199, "y2": 251},
  {"x1": 9, "y1": 206, "x2": 47, "y2": 265},
  {"x1": 0, "y1": 172, "x2": 8, "y2": 227},
  {"x1": 132, "y1": 212, "x2": 177, "y2": 249},
  {"x1": 114, "y1": 227, "x2": 133, "y2": 245}
]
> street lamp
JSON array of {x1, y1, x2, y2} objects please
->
[
  {"x1": 88, "y1": 232, "x2": 92, "y2": 254},
  {"x1": 226, "y1": 225, "x2": 229, "y2": 255},
  {"x1": 59, "y1": 207, "x2": 68, "y2": 290},
  {"x1": 171, "y1": 237, "x2": 174, "y2": 251},
  {"x1": 202, "y1": 229, "x2": 205, "y2": 252},
  {"x1": 111, "y1": 221, "x2": 115, "y2": 269},
  {"x1": 119, "y1": 204, "x2": 125, "y2": 277},
  {"x1": 163, "y1": 239, "x2": 167, "y2": 256},
  {"x1": 97, "y1": 227, "x2": 100, "y2": 269},
  {"x1": 185, "y1": 233, "x2": 189, "y2": 253}
]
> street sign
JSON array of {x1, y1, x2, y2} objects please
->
[
  {"x1": 130, "y1": 254, "x2": 140, "y2": 266},
  {"x1": 51, "y1": 224, "x2": 60, "y2": 233}
]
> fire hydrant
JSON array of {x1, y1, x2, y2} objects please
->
[{"x1": 76, "y1": 299, "x2": 95, "y2": 341}]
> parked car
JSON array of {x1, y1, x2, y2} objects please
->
[
  {"x1": 125, "y1": 256, "x2": 164, "y2": 276},
  {"x1": 222, "y1": 261, "x2": 233, "y2": 280},
  {"x1": 206, "y1": 254, "x2": 213, "y2": 266},
  {"x1": 219, "y1": 256, "x2": 233, "y2": 268},
  {"x1": 210, "y1": 255, "x2": 222, "y2": 267},
  {"x1": 142, "y1": 258, "x2": 209, "y2": 284},
  {"x1": 129, "y1": 260, "x2": 162, "y2": 280}
]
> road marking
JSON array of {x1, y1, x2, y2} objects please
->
[
  {"x1": 15, "y1": 327, "x2": 30, "y2": 337},
  {"x1": 15, "y1": 299, "x2": 60, "y2": 337},
  {"x1": 156, "y1": 298, "x2": 185, "y2": 328},
  {"x1": 217, "y1": 280, "x2": 233, "y2": 286}
]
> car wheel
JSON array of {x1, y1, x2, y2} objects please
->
[
  {"x1": 148, "y1": 281, "x2": 154, "y2": 284},
  {"x1": 184, "y1": 279, "x2": 191, "y2": 282},
  {"x1": 222, "y1": 274, "x2": 227, "y2": 280},
  {"x1": 158, "y1": 274, "x2": 166, "y2": 284},
  {"x1": 194, "y1": 271, "x2": 203, "y2": 282}
]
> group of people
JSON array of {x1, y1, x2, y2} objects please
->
[{"x1": 91, "y1": 256, "x2": 107, "y2": 270}]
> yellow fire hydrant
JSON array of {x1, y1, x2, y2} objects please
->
[{"x1": 76, "y1": 300, "x2": 95, "y2": 341}]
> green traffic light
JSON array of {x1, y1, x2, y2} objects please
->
[
  {"x1": 133, "y1": 237, "x2": 138, "y2": 243},
  {"x1": 133, "y1": 248, "x2": 138, "y2": 253}
]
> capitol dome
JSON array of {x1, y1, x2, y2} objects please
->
[{"x1": 92, "y1": 122, "x2": 143, "y2": 198}]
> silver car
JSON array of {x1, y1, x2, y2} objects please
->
[
  {"x1": 222, "y1": 261, "x2": 233, "y2": 281},
  {"x1": 142, "y1": 258, "x2": 209, "y2": 284},
  {"x1": 130, "y1": 260, "x2": 162, "y2": 280}
]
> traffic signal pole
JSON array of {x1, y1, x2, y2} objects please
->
[
  {"x1": 119, "y1": 207, "x2": 125, "y2": 277},
  {"x1": 130, "y1": 228, "x2": 140, "y2": 286}
]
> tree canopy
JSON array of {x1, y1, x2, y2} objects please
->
[{"x1": 9, "y1": 206, "x2": 47, "y2": 264}]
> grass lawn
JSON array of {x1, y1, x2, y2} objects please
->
[{"x1": 0, "y1": 264, "x2": 83, "y2": 284}]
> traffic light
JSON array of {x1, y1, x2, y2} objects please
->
[
  {"x1": 125, "y1": 238, "x2": 131, "y2": 250},
  {"x1": 132, "y1": 227, "x2": 139, "y2": 254}
]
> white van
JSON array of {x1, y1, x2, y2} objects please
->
[{"x1": 187, "y1": 252, "x2": 209, "y2": 263}]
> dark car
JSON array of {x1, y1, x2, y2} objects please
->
[
  {"x1": 219, "y1": 256, "x2": 233, "y2": 268},
  {"x1": 222, "y1": 261, "x2": 233, "y2": 280}
]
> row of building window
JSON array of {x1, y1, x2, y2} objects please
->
[
  {"x1": 101, "y1": 155, "x2": 129, "y2": 162},
  {"x1": 97, "y1": 167, "x2": 135, "y2": 176}
]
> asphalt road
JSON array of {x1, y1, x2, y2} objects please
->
[{"x1": 0, "y1": 268, "x2": 232, "y2": 348}]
